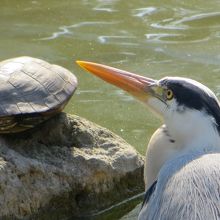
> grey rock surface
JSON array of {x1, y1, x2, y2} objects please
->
[{"x1": 0, "y1": 113, "x2": 144, "y2": 219}]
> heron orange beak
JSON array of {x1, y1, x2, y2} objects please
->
[{"x1": 76, "y1": 61, "x2": 157, "y2": 101}]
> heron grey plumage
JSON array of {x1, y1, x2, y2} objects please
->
[
  {"x1": 76, "y1": 61, "x2": 220, "y2": 220},
  {"x1": 140, "y1": 77, "x2": 220, "y2": 220},
  {"x1": 140, "y1": 152, "x2": 220, "y2": 220}
]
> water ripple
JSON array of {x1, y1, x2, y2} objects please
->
[
  {"x1": 97, "y1": 35, "x2": 139, "y2": 46},
  {"x1": 120, "y1": 52, "x2": 136, "y2": 56},
  {"x1": 151, "y1": 12, "x2": 220, "y2": 31},
  {"x1": 93, "y1": 0, "x2": 118, "y2": 12},
  {"x1": 146, "y1": 33, "x2": 181, "y2": 41},
  {"x1": 145, "y1": 33, "x2": 210, "y2": 44},
  {"x1": 93, "y1": 4, "x2": 117, "y2": 12},
  {"x1": 40, "y1": 21, "x2": 118, "y2": 40},
  {"x1": 173, "y1": 12, "x2": 220, "y2": 27},
  {"x1": 151, "y1": 22, "x2": 186, "y2": 30},
  {"x1": 146, "y1": 11, "x2": 220, "y2": 44},
  {"x1": 133, "y1": 7, "x2": 157, "y2": 17}
]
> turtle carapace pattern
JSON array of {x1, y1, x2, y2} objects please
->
[{"x1": 0, "y1": 56, "x2": 77, "y2": 133}]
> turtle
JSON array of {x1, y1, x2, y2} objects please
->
[{"x1": 0, "y1": 56, "x2": 77, "y2": 133}]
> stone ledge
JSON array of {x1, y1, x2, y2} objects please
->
[{"x1": 0, "y1": 113, "x2": 144, "y2": 219}]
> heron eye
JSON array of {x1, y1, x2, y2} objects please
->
[{"x1": 166, "y1": 89, "x2": 174, "y2": 100}]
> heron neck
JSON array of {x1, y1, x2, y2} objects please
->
[
  {"x1": 167, "y1": 122, "x2": 220, "y2": 154},
  {"x1": 145, "y1": 121, "x2": 220, "y2": 190},
  {"x1": 164, "y1": 109, "x2": 220, "y2": 153}
]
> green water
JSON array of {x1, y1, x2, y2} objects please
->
[{"x1": 1, "y1": 0, "x2": 220, "y2": 218}]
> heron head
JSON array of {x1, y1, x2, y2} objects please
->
[
  {"x1": 77, "y1": 61, "x2": 220, "y2": 144},
  {"x1": 150, "y1": 77, "x2": 220, "y2": 141}
]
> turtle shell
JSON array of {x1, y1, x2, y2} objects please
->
[{"x1": 0, "y1": 56, "x2": 77, "y2": 133}]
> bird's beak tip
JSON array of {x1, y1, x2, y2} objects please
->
[
  {"x1": 76, "y1": 60, "x2": 86, "y2": 68},
  {"x1": 76, "y1": 60, "x2": 100, "y2": 74}
]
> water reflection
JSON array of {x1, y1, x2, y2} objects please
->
[
  {"x1": 93, "y1": 2, "x2": 118, "y2": 12},
  {"x1": 132, "y1": 7, "x2": 157, "y2": 17},
  {"x1": 150, "y1": 22, "x2": 187, "y2": 30},
  {"x1": 174, "y1": 12, "x2": 220, "y2": 27}
]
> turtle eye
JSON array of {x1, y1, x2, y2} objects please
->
[{"x1": 166, "y1": 89, "x2": 174, "y2": 100}]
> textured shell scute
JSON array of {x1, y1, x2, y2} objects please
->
[{"x1": 0, "y1": 56, "x2": 77, "y2": 116}]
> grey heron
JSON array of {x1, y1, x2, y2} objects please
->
[{"x1": 77, "y1": 61, "x2": 220, "y2": 220}]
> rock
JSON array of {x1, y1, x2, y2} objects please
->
[{"x1": 0, "y1": 113, "x2": 144, "y2": 219}]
